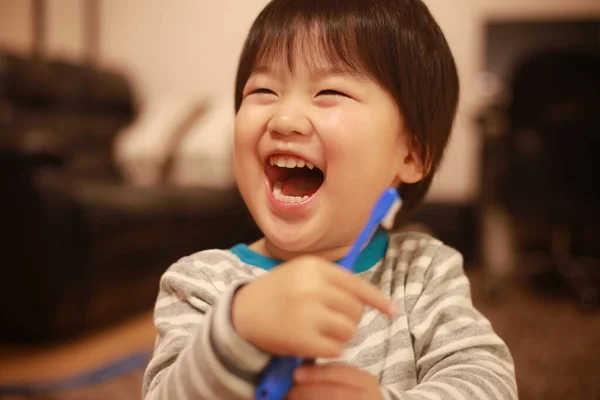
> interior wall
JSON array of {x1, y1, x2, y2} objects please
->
[{"x1": 1, "y1": 0, "x2": 598, "y2": 201}]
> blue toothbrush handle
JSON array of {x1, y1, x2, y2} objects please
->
[
  {"x1": 255, "y1": 223, "x2": 378, "y2": 400},
  {"x1": 255, "y1": 189, "x2": 400, "y2": 400},
  {"x1": 338, "y1": 221, "x2": 378, "y2": 270},
  {"x1": 256, "y1": 356, "x2": 304, "y2": 400}
]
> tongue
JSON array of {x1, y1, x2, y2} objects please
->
[{"x1": 281, "y1": 175, "x2": 322, "y2": 197}]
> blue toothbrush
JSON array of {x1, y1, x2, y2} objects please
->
[{"x1": 255, "y1": 188, "x2": 402, "y2": 400}]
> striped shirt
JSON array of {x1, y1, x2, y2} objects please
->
[{"x1": 142, "y1": 231, "x2": 517, "y2": 399}]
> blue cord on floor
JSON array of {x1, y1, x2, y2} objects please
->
[{"x1": 0, "y1": 351, "x2": 151, "y2": 395}]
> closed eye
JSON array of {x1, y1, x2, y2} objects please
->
[
  {"x1": 317, "y1": 90, "x2": 347, "y2": 97},
  {"x1": 251, "y1": 88, "x2": 276, "y2": 95}
]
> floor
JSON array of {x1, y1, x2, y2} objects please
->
[
  {"x1": 469, "y1": 269, "x2": 600, "y2": 400},
  {"x1": 0, "y1": 311, "x2": 155, "y2": 384},
  {"x1": 0, "y1": 269, "x2": 599, "y2": 400}
]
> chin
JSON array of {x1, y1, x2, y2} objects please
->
[{"x1": 259, "y1": 216, "x2": 324, "y2": 254}]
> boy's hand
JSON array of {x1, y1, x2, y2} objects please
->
[
  {"x1": 231, "y1": 255, "x2": 395, "y2": 358},
  {"x1": 287, "y1": 363, "x2": 383, "y2": 400}
]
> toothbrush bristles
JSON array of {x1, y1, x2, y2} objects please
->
[{"x1": 381, "y1": 198, "x2": 401, "y2": 230}]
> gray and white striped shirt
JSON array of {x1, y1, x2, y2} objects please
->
[{"x1": 143, "y1": 231, "x2": 517, "y2": 399}]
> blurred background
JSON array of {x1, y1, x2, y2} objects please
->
[{"x1": 0, "y1": 0, "x2": 598, "y2": 399}]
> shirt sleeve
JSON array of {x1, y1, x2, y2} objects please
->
[
  {"x1": 382, "y1": 246, "x2": 517, "y2": 399},
  {"x1": 142, "y1": 255, "x2": 271, "y2": 400}
]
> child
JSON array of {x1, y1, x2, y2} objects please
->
[{"x1": 143, "y1": 0, "x2": 517, "y2": 399}]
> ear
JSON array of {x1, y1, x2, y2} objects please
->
[{"x1": 391, "y1": 146, "x2": 426, "y2": 186}]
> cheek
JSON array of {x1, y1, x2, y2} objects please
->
[
  {"x1": 317, "y1": 110, "x2": 366, "y2": 159},
  {"x1": 321, "y1": 113, "x2": 401, "y2": 193},
  {"x1": 234, "y1": 109, "x2": 264, "y2": 154},
  {"x1": 319, "y1": 110, "x2": 394, "y2": 167}
]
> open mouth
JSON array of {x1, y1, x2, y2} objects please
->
[{"x1": 265, "y1": 154, "x2": 325, "y2": 204}]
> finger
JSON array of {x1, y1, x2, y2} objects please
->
[
  {"x1": 326, "y1": 269, "x2": 396, "y2": 318},
  {"x1": 293, "y1": 335, "x2": 345, "y2": 359},
  {"x1": 321, "y1": 287, "x2": 364, "y2": 324},
  {"x1": 287, "y1": 382, "x2": 360, "y2": 400},
  {"x1": 318, "y1": 310, "x2": 357, "y2": 343},
  {"x1": 294, "y1": 363, "x2": 369, "y2": 388}
]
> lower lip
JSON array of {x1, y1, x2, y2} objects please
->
[{"x1": 265, "y1": 178, "x2": 320, "y2": 211}]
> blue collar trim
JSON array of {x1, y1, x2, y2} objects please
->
[{"x1": 230, "y1": 230, "x2": 388, "y2": 274}]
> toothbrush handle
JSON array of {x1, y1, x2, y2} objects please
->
[
  {"x1": 338, "y1": 222, "x2": 377, "y2": 270},
  {"x1": 255, "y1": 189, "x2": 399, "y2": 400},
  {"x1": 256, "y1": 222, "x2": 377, "y2": 400},
  {"x1": 256, "y1": 356, "x2": 304, "y2": 400}
]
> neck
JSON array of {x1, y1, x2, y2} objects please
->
[
  {"x1": 249, "y1": 230, "x2": 379, "y2": 262},
  {"x1": 249, "y1": 238, "x2": 353, "y2": 262}
]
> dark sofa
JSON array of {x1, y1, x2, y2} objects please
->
[{"x1": 0, "y1": 52, "x2": 260, "y2": 342}]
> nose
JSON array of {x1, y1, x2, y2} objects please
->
[{"x1": 267, "y1": 99, "x2": 313, "y2": 137}]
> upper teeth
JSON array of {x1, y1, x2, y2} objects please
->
[{"x1": 269, "y1": 155, "x2": 315, "y2": 170}]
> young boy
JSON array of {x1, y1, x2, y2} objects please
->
[{"x1": 143, "y1": 0, "x2": 517, "y2": 399}]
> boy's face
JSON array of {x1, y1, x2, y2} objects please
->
[{"x1": 234, "y1": 49, "x2": 422, "y2": 260}]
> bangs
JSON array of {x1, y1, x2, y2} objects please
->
[
  {"x1": 235, "y1": 0, "x2": 379, "y2": 110},
  {"x1": 253, "y1": 17, "x2": 366, "y2": 76}
]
